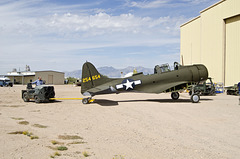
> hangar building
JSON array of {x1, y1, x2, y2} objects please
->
[
  {"x1": 6, "y1": 70, "x2": 64, "y2": 85},
  {"x1": 180, "y1": 0, "x2": 240, "y2": 86}
]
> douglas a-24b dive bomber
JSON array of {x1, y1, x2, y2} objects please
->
[{"x1": 81, "y1": 62, "x2": 208, "y2": 104}]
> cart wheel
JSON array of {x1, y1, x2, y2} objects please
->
[
  {"x1": 23, "y1": 92, "x2": 29, "y2": 102},
  {"x1": 171, "y1": 92, "x2": 179, "y2": 100},
  {"x1": 34, "y1": 96, "x2": 41, "y2": 103},
  {"x1": 191, "y1": 94, "x2": 200, "y2": 103}
]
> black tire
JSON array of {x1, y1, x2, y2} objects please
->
[
  {"x1": 191, "y1": 94, "x2": 200, "y2": 103},
  {"x1": 171, "y1": 92, "x2": 179, "y2": 100},
  {"x1": 23, "y1": 92, "x2": 29, "y2": 102},
  {"x1": 34, "y1": 96, "x2": 41, "y2": 103},
  {"x1": 227, "y1": 90, "x2": 230, "y2": 95},
  {"x1": 82, "y1": 98, "x2": 89, "y2": 104}
]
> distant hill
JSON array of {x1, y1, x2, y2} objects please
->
[
  {"x1": 65, "y1": 70, "x2": 82, "y2": 78},
  {"x1": 65, "y1": 66, "x2": 153, "y2": 78}
]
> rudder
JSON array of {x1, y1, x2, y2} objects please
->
[{"x1": 81, "y1": 62, "x2": 110, "y2": 94}]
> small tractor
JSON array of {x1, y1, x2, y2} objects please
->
[{"x1": 22, "y1": 83, "x2": 55, "y2": 103}]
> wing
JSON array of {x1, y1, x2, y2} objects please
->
[{"x1": 136, "y1": 81, "x2": 189, "y2": 93}]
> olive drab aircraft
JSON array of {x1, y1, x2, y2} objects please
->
[{"x1": 81, "y1": 62, "x2": 208, "y2": 104}]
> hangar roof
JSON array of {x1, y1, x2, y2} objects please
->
[
  {"x1": 180, "y1": 0, "x2": 226, "y2": 27},
  {"x1": 3, "y1": 70, "x2": 64, "y2": 77}
]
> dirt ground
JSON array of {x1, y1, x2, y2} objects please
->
[{"x1": 0, "y1": 85, "x2": 240, "y2": 159}]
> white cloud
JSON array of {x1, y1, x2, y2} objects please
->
[
  {"x1": 0, "y1": 2, "x2": 185, "y2": 38},
  {"x1": 0, "y1": 0, "x2": 188, "y2": 74},
  {"x1": 126, "y1": 0, "x2": 169, "y2": 9},
  {"x1": 126, "y1": 0, "x2": 219, "y2": 9},
  {"x1": 46, "y1": 12, "x2": 155, "y2": 36},
  {"x1": 182, "y1": 0, "x2": 209, "y2": 4}
]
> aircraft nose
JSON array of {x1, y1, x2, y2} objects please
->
[{"x1": 197, "y1": 65, "x2": 208, "y2": 81}]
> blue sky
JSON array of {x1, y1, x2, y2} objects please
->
[{"x1": 0, "y1": 0, "x2": 219, "y2": 74}]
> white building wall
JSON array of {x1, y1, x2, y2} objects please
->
[
  {"x1": 180, "y1": 0, "x2": 240, "y2": 86},
  {"x1": 35, "y1": 71, "x2": 64, "y2": 85},
  {"x1": 180, "y1": 16, "x2": 201, "y2": 65},
  {"x1": 225, "y1": 15, "x2": 240, "y2": 86}
]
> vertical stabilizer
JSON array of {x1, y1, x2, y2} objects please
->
[{"x1": 81, "y1": 62, "x2": 110, "y2": 94}]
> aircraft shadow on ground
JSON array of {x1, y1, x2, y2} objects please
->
[
  {"x1": 93, "y1": 98, "x2": 213, "y2": 106},
  {"x1": 93, "y1": 99, "x2": 119, "y2": 106},
  {"x1": 199, "y1": 98, "x2": 213, "y2": 101},
  {"x1": 27, "y1": 100, "x2": 62, "y2": 104},
  {"x1": 50, "y1": 100, "x2": 62, "y2": 103}
]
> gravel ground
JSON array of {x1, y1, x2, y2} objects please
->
[{"x1": 0, "y1": 85, "x2": 239, "y2": 159}]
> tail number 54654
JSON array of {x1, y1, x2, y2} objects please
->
[{"x1": 83, "y1": 75, "x2": 101, "y2": 83}]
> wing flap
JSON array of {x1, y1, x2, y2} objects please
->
[{"x1": 137, "y1": 81, "x2": 188, "y2": 93}]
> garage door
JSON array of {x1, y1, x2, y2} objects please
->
[
  {"x1": 48, "y1": 75, "x2": 53, "y2": 84},
  {"x1": 225, "y1": 15, "x2": 240, "y2": 86}
]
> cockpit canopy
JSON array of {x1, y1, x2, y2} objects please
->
[{"x1": 154, "y1": 62, "x2": 181, "y2": 74}]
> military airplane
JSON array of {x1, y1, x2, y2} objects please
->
[{"x1": 81, "y1": 62, "x2": 208, "y2": 104}]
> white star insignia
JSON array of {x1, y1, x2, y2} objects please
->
[
  {"x1": 116, "y1": 79, "x2": 142, "y2": 90},
  {"x1": 123, "y1": 79, "x2": 134, "y2": 90}
]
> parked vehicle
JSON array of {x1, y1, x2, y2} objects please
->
[
  {"x1": 188, "y1": 78, "x2": 216, "y2": 96},
  {"x1": 225, "y1": 83, "x2": 240, "y2": 96},
  {"x1": 22, "y1": 83, "x2": 55, "y2": 103},
  {"x1": 0, "y1": 76, "x2": 13, "y2": 87}
]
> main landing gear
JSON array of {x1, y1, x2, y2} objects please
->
[
  {"x1": 171, "y1": 92, "x2": 200, "y2": 103},
  {"x1": 191, "y1": 93, "x2": 200, "y2": 103},
  {"x1": 171, "y1": 92, "x2": 180, "y2": 100},
  {"x1": 82, "y1": 97, "x2": 95, "y2": 104}
]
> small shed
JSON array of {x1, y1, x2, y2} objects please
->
[
  {"x1": 35, "y1": 71, "x2": 64, "y2": 85},
  {"x1": 5, "y1": 70, "x2": 64, "y2": 85}
]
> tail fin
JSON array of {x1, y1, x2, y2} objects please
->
[{"x1": 81, "y1": 62, "x2": 110, "y2": 94}]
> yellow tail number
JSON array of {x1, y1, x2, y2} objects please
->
[{"x1": 83, "y1": 74, "x2": 101, "y2": 83}]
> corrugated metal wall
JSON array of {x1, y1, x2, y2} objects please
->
[
  {"x1": 200, "y1": 1, "x2": 225, "y2": 83},
  {"x1": 180, "y1": 17, "x2": 201, "y2": 64},
  {"x1": 180, "y1": 17, "x2": 201, "y2": 65},
  {"x1": 225, "y1": 15, "x2": 240, "y2": 86},
  {"x1": 180, "y1": 0, "x2": 240, "y2": 86}
]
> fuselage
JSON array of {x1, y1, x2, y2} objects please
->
[{"x1": 86, "y1": 64, "x2": 208, "y2": 96}]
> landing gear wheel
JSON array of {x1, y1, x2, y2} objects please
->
[
  {"x1": 23, "y1": 92, "x2": 29, "y2": 102},
  {"x1": 191, "y1": 93, "x2": 200, "y2": 103},
  {"x1": 82, "y1": 98, "x2": 90, "y2": 104},
  {"x1": 171, "y1": 92, "x2": 179, "y2": 100},
  {"x1": 34, "y1": 96, "x2": 41, "y2": 103}
]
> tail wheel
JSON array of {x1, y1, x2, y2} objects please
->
[
  {"x1": 23, "y1": 92, "x2": 29, "y2": 102},
  {"x1": 171, "y1": 92, "x2": 179, "y2": 100},
  {"x1": 191, "y1": 94, "x2": 200, "y2": 103},
  {"x1": 82, "y1": 98, "x2": 90, "y2": 104}
]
